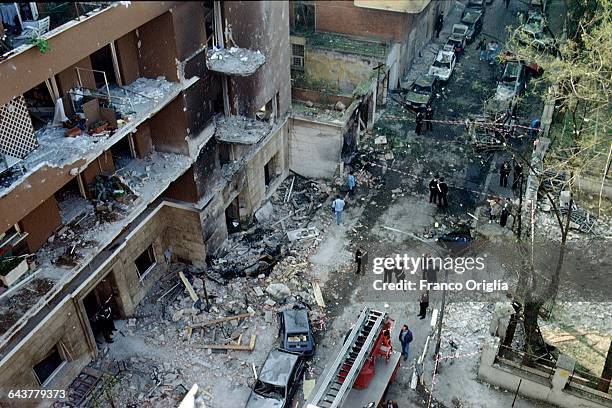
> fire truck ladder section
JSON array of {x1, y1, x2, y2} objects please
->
[{"x1": 309, "y1": 307, "x2": 385, "y2": 408}]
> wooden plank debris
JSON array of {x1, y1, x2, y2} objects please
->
[
  {"x1": 189, "y1": 312, "x2": 254, "y2": 329},
  {"x1": 200, "y1": 334, "x2": 257, "y2": 351},
  {"x1": 179, "y1": 271, "x2": 199, "y2": 302},
  {"x1": 312, "y1": 282, "x2": 325, "y2": 308}
]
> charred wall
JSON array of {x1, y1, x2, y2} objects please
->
[{"x1": 224, "y1": 1, "x2": 291, "y2": 117}]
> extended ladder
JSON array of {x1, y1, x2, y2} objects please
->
[{"x1": 308, "y1": 307, "x2": 386, "y2": 408}]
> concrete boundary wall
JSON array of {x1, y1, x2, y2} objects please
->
[{"x1": 478, "y1": 338, "x2": 612, "y2": 408}]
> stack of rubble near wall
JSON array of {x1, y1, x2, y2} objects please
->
[{"x1": 81, "y1": 175, "x2": 340, "y2": 406}]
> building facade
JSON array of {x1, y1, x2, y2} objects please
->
[{"x1": 0, "y1": 2, "x2": 290, "y2": 405}]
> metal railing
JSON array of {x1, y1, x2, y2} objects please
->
[
  {"x1": 496, "y1": 345, "x2": 556, "y2": 380},
  {"x1": 2, "y1": 2, "x2": 114, "y2": 57},
  {"x1": 567, "y1": 369, "x2": 611, "y2": 395}
]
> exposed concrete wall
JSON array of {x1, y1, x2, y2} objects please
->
[
  {"x1": 241, "y1": 124, "x2": 290, "y2": 215},
  {"x1": 224, "y1": 1, "x2": 292, "y2": 117},
  {"x1": 315, "y1": 1, "x2": 410, "y2": 42},
  {"x1": 137, "y1": 11, "x2": 179, "y2": 82},
  {"x1": 0, "y1": 2, "x2": 178, "y2": 106},
  {"x1": 115, "y1": 31, "x2": 140, "y2": 85},
  {"x1": 304, "y1": 48, "x2": 381, "y2": 94},
  {"x1": 171, "y1": 3, "x2": 207, "y2": 62},
  {"x1": 198, "y1": 122, "x2": 290, "y2": 254},
  {"x1": 163, "y1": 167, "x2": 199, "y2": 203},
  {"x1": 289, "y1": 117, "x2": 343, "y2": 179},
  {"x1": 148, "y1": 97, "x2": 189, "y2": 155},
  {"x1": 19, "y1": 195, "x2": 61, "y2": 253}
]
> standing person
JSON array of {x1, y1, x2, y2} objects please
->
[
  {"x1": 437, "y1": 177, "x2": 448, "y2": 208},
  {"x1": 355, "y1": 248, "x2": 364, "y2": 275},
  {"x1": 478, "y1": 39, "x2": 487, "y2": 61},
  {"x1": 418, "y1": 291, "x2": 430, "y2": 319},
  {"x1": 425, "y1": 104, "x2": 434, "y2": 132},
  {"x1": 429, "y1": 174, "x2": 439, "y2": 204},
  {"x1": 513, "y1": 161, "x2": 523, "y2": 190},
  {"x1": 399, "y1": 325, "x2": 413, "y2": 361},
  {"x1": 435, "y1": 12, "x2": 444, "y2": 38},
  {"x1": 529, "y1": 118, "x2": 541, "y2": 138},
  {"x1": 347, "y1": 171, "x2": 356, "y2": 198},
  {"x1": 499, "y1": 161, "x2": 510, "y2": 187},
  {"x1": 505, "y1": 0, "x2": 511, "y2": 9},
  {"x1": 489, "y1": 198, "x2": 501, "y2": 223},
  {"x1": 331, "y1": 194, "x2": 345, "y2": 225},
  {"x1": 415, "y1": 110, "x2": 424, "y2": 135},
  {"x1": 500, "y1": 202, "x2": 510, "y2": 227}
]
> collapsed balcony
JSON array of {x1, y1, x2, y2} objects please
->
[
  {"x1": 0, "y1": 150, "x2": 191, "y2": 345},
  {"x1": 206, "y1": 46, "x2": 266, "y2": 76},
  {"x1": 0, "y1": 76, "x2": 184, "y2": 195}
]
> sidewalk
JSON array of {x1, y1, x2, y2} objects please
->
[{"x1": 400, "y1": 0, "x2": 465, "y2": 88}]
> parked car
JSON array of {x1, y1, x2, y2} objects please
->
[
  {"x1": 465, "y1": 0, "x2": 485, "y2": 15},
  {"x1": 444, "y1": 35, "x2": 466, "y2": 57},
  {"x1": 428, "y1": 50, "x2": 457, "y2": 82},
  {"x1": 451, "y1": 23, "x2": 469, "y2": 38},
  {"x1": 404, "y1": 74, "x2": 438, "y2": 111},
  {"x1": 279, "y1": 308, "x2": 315, "y2": 356},
  {"x1": 494, "y1": 61, "x2": 526, "y2": 114},
  {"x1": 246, "y1": 350, "x2": 305, "y2": 408},
  {"x1": 461, "y1": 10, "x2": 483, "y2": 43}
]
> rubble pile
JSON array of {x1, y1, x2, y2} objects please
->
[
  {"x1": 214, "y1": 116, "x2": 272, "y2": 144},
  {"x1": 206, "y1": 47, "x2": 266, "y2": 76},
  {"x1": 209, "y1": 175, "x2": 331, "y2": 279},
  {"x1": 84, "y1": 176, "x2": 338, "y2": 406}
]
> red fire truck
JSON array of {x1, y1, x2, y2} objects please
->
[{"x1": 306, "y1": 307, "x2": 402, "y2": 408}]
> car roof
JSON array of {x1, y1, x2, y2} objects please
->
[
  {"x1": 414, "y1": 74, "x2": 435, "y2": 87},
  {"x1": 503, "y1": 62, "x2": 522, "y2": 77},
  {"x1": 282, "y1": 309, "x2": 310, "y2": 333},
  {"x1": 461, "y1": 10, "x2": 482, "y2": 24},
  {"x1": 259, "y1": 350, "x2": 300, "y2": 386},
  {"x1": 436, "y1": 50, "x2": 454, "y2": 61}
]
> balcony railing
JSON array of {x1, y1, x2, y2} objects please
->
[{"x1": 1, "y1": 2, "x2": 114, "y2": 60}]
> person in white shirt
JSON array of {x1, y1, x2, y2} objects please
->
[{"x1": 331, "y1": 195, "x2": 345, "y2": 225}]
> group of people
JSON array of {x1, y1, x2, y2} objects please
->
[
  {"x1": 415, "y1": 104, "x2": 434, "y2": 136},
  {"x1": 428, "y1": 174, "x2": 449, "y2": 208},
  {"x1": 477, "y1": 39, "x2": 500, "y2": 65}
]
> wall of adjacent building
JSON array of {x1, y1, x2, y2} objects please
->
[{"x1": 289, "y1": 117, "x2": 343, "y2": 179}]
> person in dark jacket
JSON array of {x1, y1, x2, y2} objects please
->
[
  {"x1": 418, "y1": 291, "x2": 430, "y2": 319},
  {"x1": 425, "y1": 104, "x2": 434, "y2": 132},
  {"x1": 429, "y1": 174, "x2": 439, "y2": 204},
  {"x1": 435, "y1": 13, "x2": 444, "y2": 38},
  {"x1": 499, "y1": 161, "x2": 510, "y2": 187},
  {"x1": 415, "y1": 111, "x2": 424, "y2": 135},
  {"x1": 355, "y1": 248, "x2": 364, "y2": 275},
  {"x1": 399, "y1": 325, "x2": 413, "y2": 360},
  {"x1": 513, "y1": 161, "x2": 523, "y2": 189},
  {"x1": 437, "y1": 177, "x2": 449, "y2": 208}
]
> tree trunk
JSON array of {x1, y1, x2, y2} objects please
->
[{"x1": 597, "y1": 340, "x2": 612, "y2": 393}]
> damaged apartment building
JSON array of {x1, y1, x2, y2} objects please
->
[
  {"x1": 0, "y1": 1, "x2": 290, "y2": 404},
  {"x1": 289, "y1": 0, "x2": 450, "y2": 177}
]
